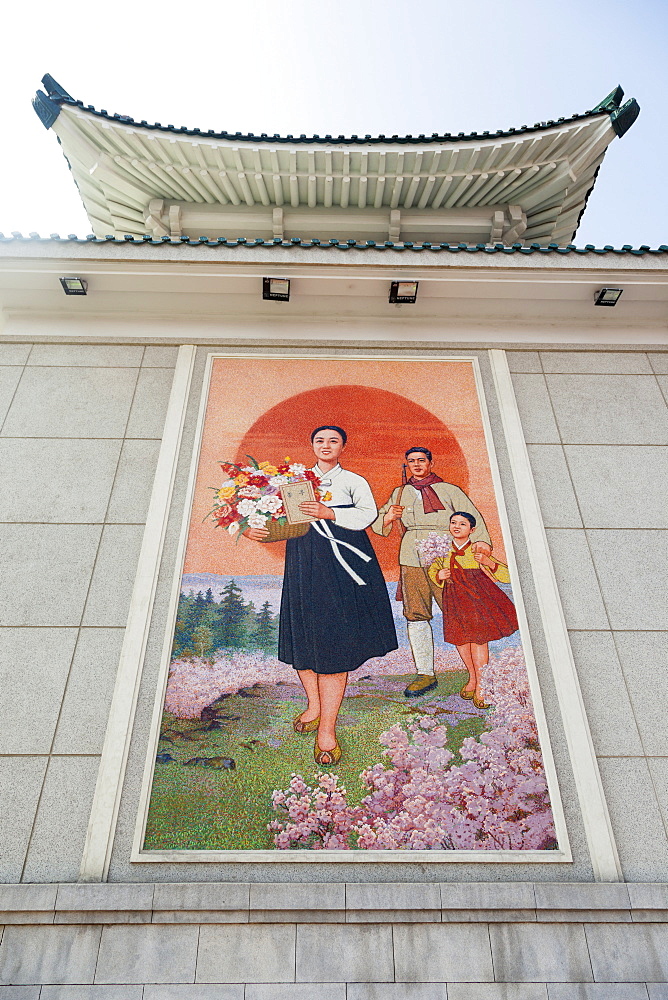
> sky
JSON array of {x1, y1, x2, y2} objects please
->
[{"x1": 1, "y1": 0, "x2": 666, "y2": 247}]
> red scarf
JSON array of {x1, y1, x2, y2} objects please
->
[{"x1": 409, "y1": 473, "x2": 445, "y2": 513}]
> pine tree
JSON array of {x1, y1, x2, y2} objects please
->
[
  {"x1": 216, "y1": 579, "x2": 248, "y2": 649},
  {"x1": 252, "y1": 600, "x2": 278, "y2": 652}
]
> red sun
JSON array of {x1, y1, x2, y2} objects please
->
[{"x1": 236, "y1": 384, "x2": 468, "y2": 578}]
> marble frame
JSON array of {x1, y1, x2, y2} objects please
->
[{"x1": 129, "y1": 350, "x2": 574, "y2": 865}]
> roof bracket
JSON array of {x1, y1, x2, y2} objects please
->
[
  {"x1": 32, "y1": 91, "x2": 61, "y2": 130},
  {"x1": 41, "y1": 75, "x2": 73, "y2": 102},
  {"x1": 272, "y1": 207, "x2": 284, "y2": 239},
  {"x1": 389, "y1": 209, "x2": 401, "y2": 242}
]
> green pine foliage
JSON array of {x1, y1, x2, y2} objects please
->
[{"x1": 172, "y1": 581, "x2": 279, "y2": 660}]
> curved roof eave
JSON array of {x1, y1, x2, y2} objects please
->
[{"x1": 32, "y1": 75, "x2": 640, "y2": 145}]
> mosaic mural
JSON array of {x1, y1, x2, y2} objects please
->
[{"x1": 142, "y1": 356, "x2": 559, "y2": 854}]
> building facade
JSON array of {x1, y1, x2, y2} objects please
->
[{"x1": 0, "y1": 76, "x2": 666, "y2": 995}]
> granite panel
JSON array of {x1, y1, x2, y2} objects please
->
[
  {"x1": 648, "y1": 987, "x2": 668, "y2": 1000},
  {"x1": 41, "y1": 988, "x2": 143, "y2": 1000},
  {"x1": 585, "y1": 922, "x2": 668, "y2": 981},
  {"x1": 0, "y1": 988, "x2": 41, "y2": 1000},
  {"x1": 106, "y1": 439, "x2": 161, "y2": 523},
  {"x1": 153, "y1": 882, "x2": 249, "y2": 921},
  {"x1": 22, "y1": 756, "x2": 100, "y2": 884},
  {"x1": 540, "y1": 352, "x2": 652, "y2": 375},
  {"x1": 510, "y1": 375, "x2": 560, "y2": 444},
  {"x1": 0, "y1": 524, "x2": 101, "y2": 626},
  {"x1": 547, "y1": 987, "x2": 650, "y2": 1000},
  {"x1": 534, "y1": 883, "x2": 630, "y2": 911},
  {"x1": 393, "y1": 923, "x2": 493, "y2": 983},
  {"x1": 647, "y1": 759, "x2": 668, "y2": 839},
  {"x1": 247, "y1": 987, "x2": 344, "y2": 1000},
  {"x1": 544, "y1": 530, "x2": 608, "y2": 630},
  {"x1": 506, "y1": 352, "x2": 542, "y2": 373},
  {"x1": 0, "y1": 925, "x2": 101, "y2": 985},
  {"x1": 125, "y1": 368, "x2": 174, "y2": 438},
  {"x1": 0, "y1": 757, "x2": 47, "y2": 882},
  {"x1": 348, "y1": 987, "x2": 447, "y2": 1000},
  {"x1": 545, "y1": 374, "x2": 668, "y2": 445},
  {"x1": 0, "y1": 627, "x2": 78, "y2": 753},
  {"x1": 142, "y1": 346, "x2": 180, "y2": 367},
  {"x1": 452, "y1": 988, "x2": 548, "y2": 1000},
  {"x1": 0, "y1": 438, "x2": 122, "y2": 523},
  {"x1": 0, "y1": 369, "x2": 23, "y2": 427},
  {"x1": 1, "y1": 367, "x2": 138, "y2": 438},
  {"x1": 0, "y1": 345, "x2": 31, "y2": 365},
  {"x1": 598, "y1": 758, "x2": 668, "y2": 882},
  {"x1": 346, "y1": 882, "x2": 439, "y2": 920},
  {"x1": 526, "y1": 445, "x2": 582, "y2": 528},
  {"x1": 440, "y1": 883, "x2": 535, "y2": 911},
  {"x1": 297, "y1": 924, "x2": 393, "y2": 983},
  {"x1": 197, "y1": 924, "x2": 296, "y2": 984},
  {"x1": 250, "y1": 882, "x2": 344, "y2": 921},
  {"x1": 658, "y1": 376, "x2": 668, "y2": 406},
  {"x1": 81, "y1": 524, "x2": 145, "y2": 627},
  {"x1": 56, "y1": 884, "x2": 154, "y2": 913},
  {"x1": 95, "y1": 924, "x2": 198, "y2": 984},
  {"x1": 587, "y1": 530, "x2": 668, "y2": 630},
  {"x1": 628, "y1": 884, "x2": 668, "y2": 910},
  {"x1": 489, "y1": 923, "x2": 592, "y2": 982},
  {"x1": 567, "y1": 631, "x2": 643, "y2": 756},
  {"x1": 648, "y1": 353, "x2": 668, "y2": 375},
  {"x1": 27, "y1": 345, "x2": 144, "y2": 367},
  {"x1": 52, "y1": 628, "x2": 125, "y2": 755},
  {"x1": 614, "y1": 632, "x2": 668, "y2": 756},
  {"x1": 0, "y1": 885, "x2": 57, "y2": 912},
  {"x1": 564, "y1": 446, "x2": 668, "y2": 528}
]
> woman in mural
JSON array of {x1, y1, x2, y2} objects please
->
[
  {"x1": 244, "y1": 425, "x2": 397, "y2": 765},
  {"x1": 428, "y1": 511, "x2": 518, "y2": 709}
]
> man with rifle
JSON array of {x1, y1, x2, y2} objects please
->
[{"x1": 371, "y1": 447, "x2": 492, "y2": 697}]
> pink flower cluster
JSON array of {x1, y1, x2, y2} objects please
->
[
  {"x1": 165, "y1": 652, "x2": 296, "y2": 718},
  {"x1": 415, "y1": 531, "x2": 452, "y2": 568},
  {"x1": 270, "y1": 647, "x2": 557, "y2": 852},
  {"x1": 268, "y1": 772, "x2": 362, "y2": 850}
]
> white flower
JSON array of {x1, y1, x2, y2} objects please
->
[
  {"x1": 237, "y1": 498, "x2": 259, "y2": 517},
  {"x1": 289, "y1": 463, "x2": 306, "y2": 475},
  {"x1": 247, "y1": 513, "x2": 267, "y2": 529},
  {"x1": 256, "y1": 495, "x2": 283, "y2": 514},
  {"x1": 227, "y1": 522, "x2": 240, "y2": 535},
  {"x1": 269, "y1": 475, "x2": 289, "y2": 487},
  {"x1": 241, "y1": 466, "x2": 257, "y2": 474},
  {"x1": 220, "y1": 479, "x2": 236, "y2": 490},
  {"x1": 238, "y1": 486, "x2": 261, "y2": 498}
]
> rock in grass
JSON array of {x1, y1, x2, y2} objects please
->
[
  {"x1": 156, "y1": 752, "x2": 176, "y2": 764},
  {"x1": 183, "y1": 756, "x2": 236, "y2": 770}
]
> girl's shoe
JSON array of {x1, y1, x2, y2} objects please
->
[
  {"x1": 459, "y1": 687, "x2": 475, "y2": 700},
  {"x1": 293, "y1": 714, "x2": 320, "y2": 734},
  {"x1": 314, "y1": 737, "x2": 342, "y2": 766}
]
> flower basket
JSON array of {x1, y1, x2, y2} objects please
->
[{"x1": 259, "y1": 520, "x2": 310, "y2": 543}]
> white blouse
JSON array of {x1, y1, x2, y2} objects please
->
[{"x1": 312, "y1": 464, "x2": 378, "y2": 532}]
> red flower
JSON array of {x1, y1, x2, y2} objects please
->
[{"x1": 304, "y1": 470, "x2": 318, "y2": 482}]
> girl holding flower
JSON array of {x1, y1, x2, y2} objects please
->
[{"x1": 428, "y1": 511, "x2": 518, "y2": 708}]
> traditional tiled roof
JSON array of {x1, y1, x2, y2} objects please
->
[
  {"x1": 2, "y1": 232, "x2": 666, "y2": 256},
  {"x1": 27, "y1": 77, "x2": 642, "y2": 248},
  {"x1": 33, "y1": 76, "x2": 639, "y2": 145}
]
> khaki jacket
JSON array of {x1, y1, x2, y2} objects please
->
[{"x1": 371, "y1": 481, "x2": 491, "y2": 568}]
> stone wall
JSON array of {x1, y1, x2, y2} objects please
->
[
  {"x1": 0, "y1": 343, "x2": 178, "y2": 883},
  {"x1": 1, "y1": 343, "x2": 667, "y2": 887}
]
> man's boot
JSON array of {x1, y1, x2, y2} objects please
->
[{"x1": 404, "y1": 620, "x2": 438, "y2": 697}]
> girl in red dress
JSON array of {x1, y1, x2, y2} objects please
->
[{"x1": 428, "y1": 511, "x2": 518, "y2": 708}]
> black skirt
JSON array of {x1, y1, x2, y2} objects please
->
[{"x1": 278, "y1": 517, "x2": 398, "y2": 674}]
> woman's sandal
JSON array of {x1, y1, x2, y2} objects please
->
[
  {"x1": 473, "y1": 693, "x2": 490, "y2": 710},
  {"x1": 293, "y1": 714, "x2": 320, "y2": 734},
  {"x1": 314, "y1": 738, "x2": 342, "y2": 766},
  {"x1": 459, "y1": 687, "x2": 475, "y2": 700}
]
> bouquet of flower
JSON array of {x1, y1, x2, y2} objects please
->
[
  {"x1": 415, "y1": 531, "x2": 452, "y2": 568},
  {"x1": 208, "y1": 456, "x2": 331, "y2": 542}
]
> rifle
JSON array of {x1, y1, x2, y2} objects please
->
[{"x1": 394, "y1": 463, "x2": 409, "y2": 601}]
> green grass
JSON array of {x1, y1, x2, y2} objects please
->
[{"x1": 144, "y1": 670, "x2": 488, "y2": 851}]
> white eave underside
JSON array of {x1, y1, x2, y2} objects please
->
[{"x1": 53, "y1": 105, "x2": 617, "y2": 245}]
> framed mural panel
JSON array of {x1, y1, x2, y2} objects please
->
[{"x1": 133, "y1": 354, "x2": 570, "y2": 862}]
